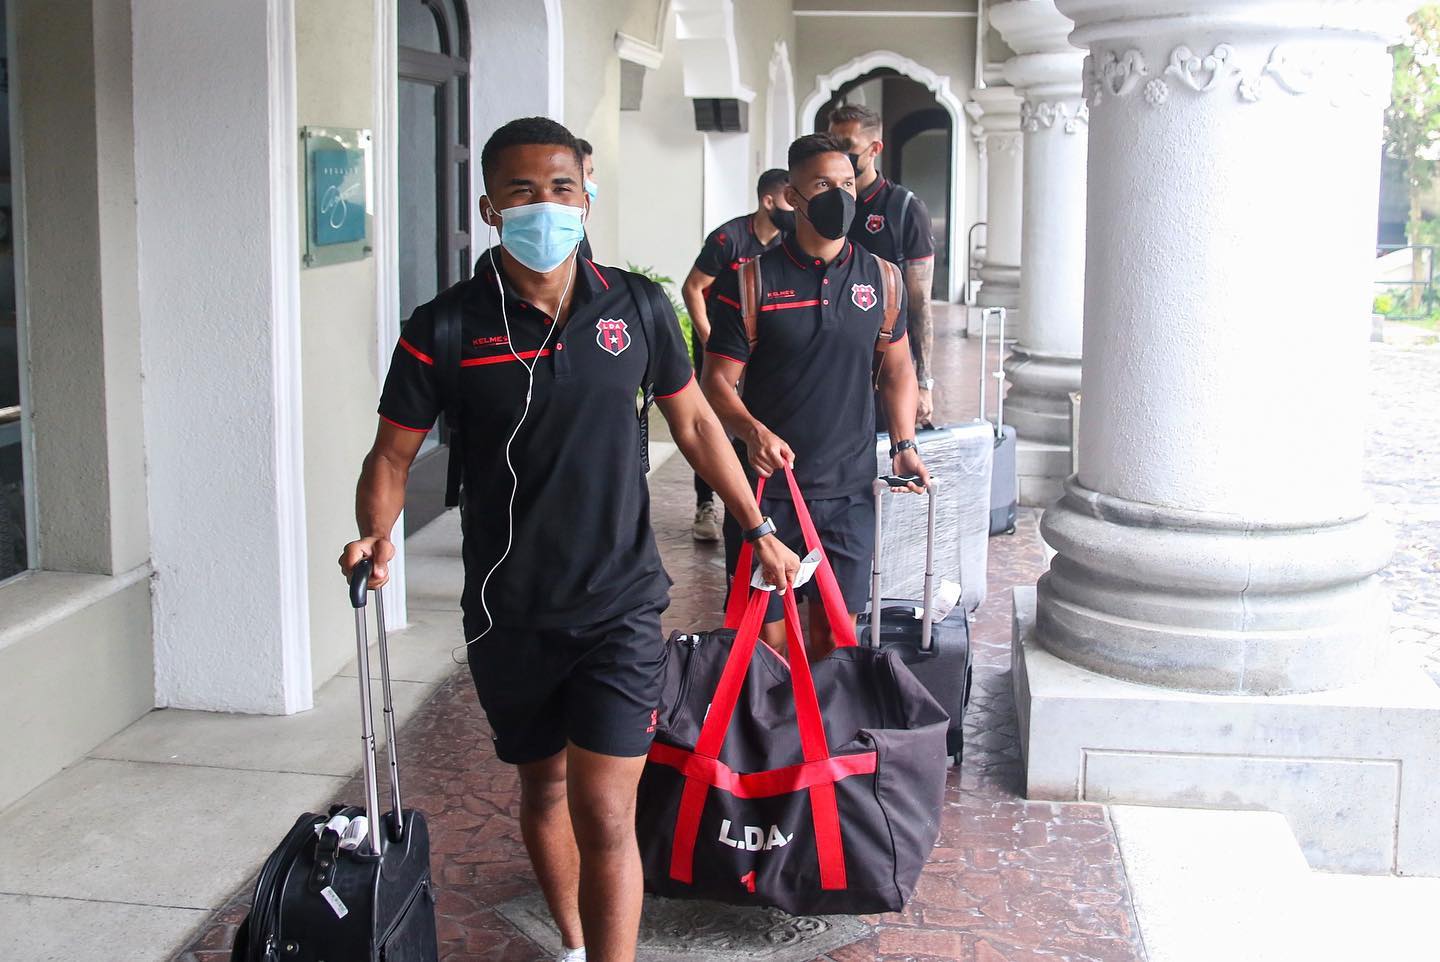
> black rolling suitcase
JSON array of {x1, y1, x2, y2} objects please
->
[
  {"x1": 858, "y1": 477, "x2": 973, "y2": 765},
  {"x1": 231, "y1": 560, "x2": 438, "y2": 962},
  {"x1": 979, "y1": 306, "x2": 1018, "y2": 535}
]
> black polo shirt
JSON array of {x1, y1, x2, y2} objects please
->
[
  {"x1": 379, "y1": 248, "x2": 693, "y2": 629},
  {"x1": 849, "y1": 176, "x2": 935, "y2": 267},
  {"x1": 705, "y1": 236, "x2": 908, "y2": 501},
  {"x1": 693, "y1": 213, "x2": 781, "y2": 280}
]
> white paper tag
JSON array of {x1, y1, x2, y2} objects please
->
[{"x1": 320, "y1": 885, "x2": 349, "y2": 919}]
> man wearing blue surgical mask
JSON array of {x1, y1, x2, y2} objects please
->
[
  {"x1": 475, "y1": 138, "x2": 596, "y2": 278},
  {"x1": 343, "y1": 118, "x2": 799, "y2": 962}
]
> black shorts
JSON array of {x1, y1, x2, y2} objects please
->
[
  {"x1": 723, "y1": 490, "x2": 875, "y2": 622},
  {"x1": 463, "y1": 600, "x2": 668, "y2": 765}
]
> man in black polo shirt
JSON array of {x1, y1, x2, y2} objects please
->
[
  {"x1": 341, "y1": 118, "x2": 797, "y2": 962},
  {"x1": 476, "y1": 137, "x2": 595, "y2": 279},
  {"x1": 828, "y1": 103, "x2": 939, "y2": 429},
  {"x1": 702, "y1": 133, "x2": 929, "y2": 658},
  {"x1": 679, "y1": 168, "x2": 794, "y2": 543}
]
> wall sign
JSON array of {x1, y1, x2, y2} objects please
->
[{"x1": 301, "y1": 127, "x2": 372, "y2": 268}]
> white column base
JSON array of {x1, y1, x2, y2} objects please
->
[
  {"x1": 1003, "y1": 349, "x2": 1079, "y2": 445},
  {"x1": 1012, "y1": 586, "x2": 1440, "y2": 876}
]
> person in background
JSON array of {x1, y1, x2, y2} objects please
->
[
  {"x1": 702, "y1": 134, "x2": 928, "y2": 659},
  {"x1": 679, "y1": 169, "x2": 795, "y2": 542},
  {"x1": 827, "y1": 103, "x2": 938, "y2": 429},
  {"x1": 574, "y1": 138, "x2": 596, "y2": 262}
]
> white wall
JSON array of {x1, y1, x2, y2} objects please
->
[{"x1": 296, "y1": 0, "x2": 381, "y2": 685}]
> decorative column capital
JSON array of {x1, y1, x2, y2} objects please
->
[
  {"x1": 1021, "y1": 98, "x2": 1089, "y2": 134},
  {"x1": 1057, "y1": 1, "x2": 1412, "y2": 111},
  {"x1": 990, "y1": 0, "x2": 1087, "y2": 98}
]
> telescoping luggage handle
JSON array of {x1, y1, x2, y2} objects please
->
[
  {"x1": 348, "y1": 560, "x2": 405, "y2": 858},
  {"x1": 724, "y1": 466, "x2": 858, "y2": 649},
  {"x1": 870, "y1": 477, "x2": 941, "y2": 652},
  {"x1": 978, "y1": 307, "x2": 1006, "y2": 438}
]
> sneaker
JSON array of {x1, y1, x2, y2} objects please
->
[
  {"x1": 555, "y1": 949, "x2": 586, "y2": 962},
  {"x1": 692, "y1": 501, "x2": 721, "y2": 542}
]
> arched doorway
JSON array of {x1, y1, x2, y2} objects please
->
[{"x1": 800, "y1": 51, "x2": 966, "y2": 302}]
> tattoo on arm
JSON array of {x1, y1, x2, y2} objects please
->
[{"x1": 904, "y1": 260, "x2": 935, "y2": 382}]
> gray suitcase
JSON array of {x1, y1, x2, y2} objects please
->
[
  {"x1": 979, "y1": 307, "x2": 1018, "y2": 536},
  {"x1": 874, "y1": 423, "x2": 992, "y2": 613},
  {"x1": 859, "y1": 477, "x2": 973, "y2": 764}
]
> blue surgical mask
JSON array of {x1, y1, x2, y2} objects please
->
[
  {"x1": 495, "y1": 201, "x2": 586, "y2": 273},
  {"x1": 584, "y1": 179, "x2": 599, "y2": 202}
]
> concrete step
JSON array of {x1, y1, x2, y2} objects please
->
[
  {"x1": 1111, "y1": 805, "x2": 1440, "y2": 961},
  {"x1": 1015, "y1": 438, "x2": 1070, "y2": 478}
]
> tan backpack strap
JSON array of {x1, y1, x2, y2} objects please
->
[
  {"x1": 737, "y1": 260, "x2": 763, "y2": 351},
  {"x1": 871, "y1": 254, "x2": 902, "y2": 387}
]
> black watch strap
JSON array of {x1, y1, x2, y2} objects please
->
[
  {"x1": 743, "y1": 516, "x2": 777, "y2": 542},
  {"x1": 890, "y1": 438, "x2": 918, "y2": 458}
]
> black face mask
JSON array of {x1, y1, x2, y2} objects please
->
[
  {"x1": 847, "y1": 152, "x2": 863, "y2": 175},
  {"x1": 768, "y1": 207, "x2": 797, "y2": 234},
  {"x1": 800, "y1": 186, "x2": 856, "y2": 240}
]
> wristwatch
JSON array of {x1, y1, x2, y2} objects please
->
[
  {"x1": 890, "y1": 438, "x2": 917, "y2": 459},
  {"x1": 743, "y1": 516, "x2": 777, "y2": 542}
]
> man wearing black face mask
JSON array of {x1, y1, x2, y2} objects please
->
[
  {"x1": 703, "y1": 134, "x2": 929, "y2": 659},
  {"x1": 680, "y1": 168, "x2": 795, "y2": 542},
  {"x1": 828, "y1": 103, "x2": 938, "y2": 429}
]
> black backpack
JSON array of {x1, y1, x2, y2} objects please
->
[
  {"x1": 430, "y1": 269, "x2": 660, "y2": 508},
  {"x1": 885, "y1": 185, "x2": 915, "y2": 270}
]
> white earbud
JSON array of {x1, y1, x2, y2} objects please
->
[{"x1": 452, "y1": 220, "x2": 577, "y2": 661}]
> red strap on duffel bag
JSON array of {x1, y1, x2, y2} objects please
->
[
  {"x1": 666, "y1": 586, "x2": 855, "y2": 890},
  {"x1": 723, "y1": 467, "x2": 858, "y2": 649}
]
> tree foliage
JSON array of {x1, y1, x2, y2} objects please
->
[{"x1": 1386, "y1": 6, "x2": 1440, "y2": 196}]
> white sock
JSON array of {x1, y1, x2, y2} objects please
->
[{"x1": 556, "y1": 947, "x2": 586, "y2": 962}]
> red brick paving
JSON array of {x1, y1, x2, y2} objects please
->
[{"x1": 175, "y1": 306, "x2": 1146, "y2": 962}]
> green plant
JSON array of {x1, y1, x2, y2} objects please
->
[
  {"x1": 627, "y1": 263, "x2": 695, "y2": 358},
  {"x1": 1374, "y1": 292, "x2": 1396, "y2": 315}
]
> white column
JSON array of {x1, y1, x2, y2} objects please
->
[
  {"x1": 1012, "y1": 0, "x2": 1439, "y2": 878},
  {"x1": 134, "y1": 0, "x2": 312, "y2": 714},
  {"x1": 967, "y1": 85, "x2": 1024, "y2": 321},
  {"x1": 990, "y1": 0, "x2": 1088, "y2": 487}
]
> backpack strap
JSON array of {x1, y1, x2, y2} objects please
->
[
  {"x1": 430, "y1": 285, "x2": 466, "y2": 507},
  {"x1": 886, "y1": 186, "x2": 914, "y2": 270},
  {"x1": 621, "y1": 271, "x2": 658, "y2": 473},
  {"x1": 870, "y1": 253, "x2": 902, "y2": 389},
  {"x1": 736, "y1": 259, "x2": 764, "y2": 352}
]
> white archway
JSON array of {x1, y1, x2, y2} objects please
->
[
  {"x1": 800, "y1": 50, "x2": 968, "y2": 301},
  {"x1": 765, "y1": 41, "x2": 796, "y2": 169}
]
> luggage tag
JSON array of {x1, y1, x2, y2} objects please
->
[{"x1": 750, "y1": 548, "x2": 822, "y2": 593}]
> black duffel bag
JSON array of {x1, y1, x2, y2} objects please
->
[{"x1": 638, "y1": 473, "x2": 948, "y2": 915}]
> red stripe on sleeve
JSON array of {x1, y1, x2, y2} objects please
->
[
  {"x1": 713, "y1": 293, "x2": 742, "y2": 310},
  {"x1": 705, "y1": 349, "x2": 748, "y2": 365},
  {"x1": 379, "y1": 414, "x2": 431, "y2": 434},
  {"x1": 655, "y1": 371, "x2": 696, "y2": 400},
  {"x1": 398, "y1": 338, "x2": 435, "y2": 366}
]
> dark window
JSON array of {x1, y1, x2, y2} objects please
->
[{"x1": 397, "y1": 0, "x2": 470, "y2": 530}]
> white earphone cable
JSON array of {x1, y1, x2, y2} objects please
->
[{"x1": 450, "y1": 222, "x2": 578, "y2": 663}]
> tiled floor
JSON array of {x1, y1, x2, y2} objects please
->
[{"x1": 176, "y1": 304, "x2": 1147, "y2": 962}]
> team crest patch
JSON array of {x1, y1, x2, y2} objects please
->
[
  {"x1": 851, "y1": 283, "x2": 878, "y2": 311},
  {"x1": 596, "y1": 318, "x2": 631, "y2": 356},
  {"x1": 865, "y1": 213, "x2": 885, "y2": 234}
]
